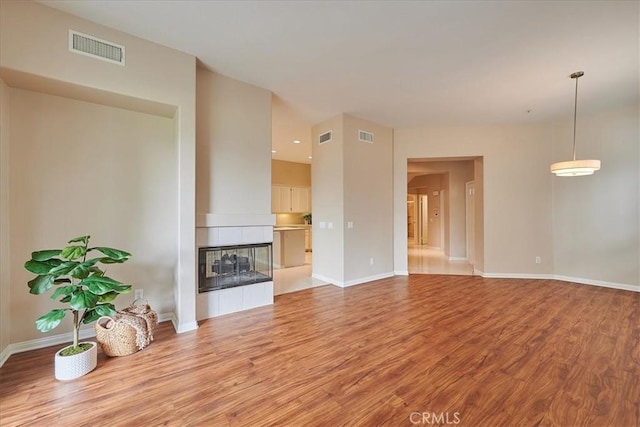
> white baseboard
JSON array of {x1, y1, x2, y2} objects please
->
[
  {"x1": 0, "y1": 312, "x2": 173, "y2": 368},
  {"x1": 170, "y1": 315, "x2": 198, "y2": 334},
  {"x1": 480, "y1": 272, "x2": 554, "y2": 280},
  {"x1": 341, "y1": 272, "x2": 395, "y2": 288},
  {"x1": 311, "y1": 273, "x2": 340, "y2": 286},
  {"x1": 448, "y1": 257, "x2": 468, "y2": 262},
  {"x1": 552, "y1": 275, "x2": 639, "y2": 293},
  {"x1": 394, "y1": 270, "x2": 409, "y2": 276},
  {"x1": 312, "y1": 272, "x2": 395, "y2": 288},
  {"x1": 478, "y1": 272, "x2": 638, "y2": 292}
]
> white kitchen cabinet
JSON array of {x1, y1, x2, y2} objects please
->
[{"x1": 272, "y1": 185, "x2": 310, "y2": 213}]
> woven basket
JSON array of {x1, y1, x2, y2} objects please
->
[
  {"x1": 95, "y1": 316, "x2": 139, "y2": 357},
  {"x1": 121, "y1": 298, "x2": 158, "y2": 341}
]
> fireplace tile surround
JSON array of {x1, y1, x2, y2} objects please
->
[{"x1": 196, "y1": 224, "x2": 274, "y2": 320}]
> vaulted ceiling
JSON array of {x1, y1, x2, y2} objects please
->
[{"x1": 40, "y1": 1, "x2": 639, "y2": 163}]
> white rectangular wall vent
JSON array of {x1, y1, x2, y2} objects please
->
[
  {"x1": 358, "y1": 130, "x2": 374, "y2": 143},
  {"x1": 319, "y1": 131, "x2": 332, "y2": 145},
  {"x1": 69, "y1": 30, "x2": 125, "y2": 66}
]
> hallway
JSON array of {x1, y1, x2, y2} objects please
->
[{"x1": 408, "y1": 245, "x2": 473, "y2": 275}]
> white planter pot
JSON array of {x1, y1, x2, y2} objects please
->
[{"x1": 54, "y1": 341, "x2": 98, "y2": 380}]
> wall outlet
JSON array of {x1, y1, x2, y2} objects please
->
[
  {"x1": 370, "y1": 257, "x2": 374, "y2": 265},
  {"x1": 535, "y1": 256, "x2": 541, "y2": 264},
  {"x1": 134, "y1": 289, "x2": 144, "y2": 300}
]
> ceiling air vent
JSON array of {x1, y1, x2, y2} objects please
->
[
  {"x1": 69, "y1": 30, "x2": 125, "y2": 66},
  {"x1": 319, "y1": 131, "x2": 332, "y2": 145},
  {"x1": 358, "y1": 130, "x2": 374, "y2": 143}
]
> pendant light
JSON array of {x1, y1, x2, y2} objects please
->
[{"x1": 550, "y1": 71, "x2": 601, "y2": 176}]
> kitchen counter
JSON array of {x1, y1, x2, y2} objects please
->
[
  {"x1": 274, "y1": 225, "x2": 311, "y2": 230},
  {"x1": 273, "y1": 228, "x2": 306, "y2": 268}
]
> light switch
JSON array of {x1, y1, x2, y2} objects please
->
[
  {"x1": 328, "y1": 222, "x2": 334, "y2": 229},
  {"x1": 319, "y1": 221, "x2": 326, "y2": 229},
  {"x1": 347, "y1": 221, "x2": 354, "y2": 229}
]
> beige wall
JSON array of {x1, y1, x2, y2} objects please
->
[
  {"x1": 311, "y1": 115, "x2": 344, "y2": 283},
  {"x1": 395, "y1": 124, "x2": 555, "y2": 276},
  {"x1": 0, "y1": 78, "x2": 10, "y2": 357},
  {"x1": 343, "y1": 115, "x2": 394, "y2": 282},
  {"x1": 0, "y1": 0, "x2": 197, "y2": 335},
  {"x1": 196, "y1": 68, "x2": 272, "y2": 221},
  {"x1": 552, "y1": 105, "x2": 639, "y2": 286},
  {"x1": 312, "y1": 114, "x2": 394, "y2": 285},
  {"x1": 272, "y1": 159, "x2": 311, "y2": 187},
  {"x1": 7, "y1": 88, "x2": 177, "y2": 343}
]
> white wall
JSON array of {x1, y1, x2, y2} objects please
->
[
  {"x1": 0, "y1": 78, "x2": 10, "y2": 358},
  {"x1": 552, "y1": 105, "x2": 639, "y2": 287},
  {"x1": 0, "y1": 0, "x2": 197, "y2": 334},
  {"x1": 196, "y1": 68, "x2": 273, "y2": 224},
  {"x1": 394, "y1": 124, "x2": 555, "y2": 276},
  {"x1": 8, "y1": 88, "x2": 177, "y2": 343}
]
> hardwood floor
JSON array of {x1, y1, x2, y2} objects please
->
[{"x1": 1, "y1": 275, "x2": 638, "y2": 426}]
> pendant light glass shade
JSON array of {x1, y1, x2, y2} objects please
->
[{"x1": 551, "y1": 71, "x2": 601, "y2": 177}]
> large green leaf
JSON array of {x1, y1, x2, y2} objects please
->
[
  {"x1": 50, "y1": 285, "x2": 77, "y2": 300},
  {"x1": 68, "y1": 235, "x2": 90, "y2": 245},
  {"x1": 82, "y1": 304, "x2": 115, "y2": 324},
  {"x1": 92, "y1": 247, "x2": 131, "y2": 262},
  {"x1": 35, "y1": 309, "x2": 67, "y2": 332},
  {"x1": 70, "y1": 289, "x2": 99, "y2": 310},
  {"x1": 24, "y1": 259, "x2": 62, "y2": 275},
  {"x1": 47, "y1": 261, "x2": 79, "y2": 276},
  {"x1": 28, "y1": 275, "x2": 54, "y2": 294},
  {"x1": 98, "y1": 291, "x2": 120, "y2": 303},
  {"x1": 31, "y1": 250, "x2": 62, "y2": 261},
  {"x1": 83, "y1": 276, "x2": 131, "y2": 294},
  {"x1": 60, "y1": 245, "x2": 87, "y2": 260}
]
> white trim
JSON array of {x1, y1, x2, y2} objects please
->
[
  {"x1": 341, "y1": 272, "x2": 395, "y2": 288},
  {"x1": 480, "y1": 272, "x2": 554, "y2": 280},
  {"x1": 552, "y1": 275, "x2": 639, "y2": 293},
  {"x1": 394, "y1": 270, "x2": 409, "y2": 276},
  {"x1": 448, "y1": 257, "x2": 467, "y2": 262},
  {"x1": 312, "y1": 273, "x2": 341, "y2": 286},
  {"x1": 0, "y1": 313, "x2": 174, "y2": 367},
  {"x1": 478, "y1": 272, "x2": 638, "y2": 292},
  {"x1": 171, "y1": 315, "x2": 199, "y2": 334}
]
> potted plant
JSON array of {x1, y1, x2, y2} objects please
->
[
  {"x1": 302, "y1": 212, "x2": 312, "y2": 225},
  {"x1": 24, "y1": 235, "x2": 132, "y2": 380}
]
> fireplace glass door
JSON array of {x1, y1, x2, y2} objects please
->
[{"x1": 198, "y1": 243, "x2": 273, "y2": 293}]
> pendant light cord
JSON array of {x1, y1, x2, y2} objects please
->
[{"x1": 572, "y1": 74, "x2": 579, "y2": 161}]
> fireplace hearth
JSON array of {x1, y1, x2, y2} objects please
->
[{"x1": 198, "y1": 243, "x2": 272, "y2": 293}]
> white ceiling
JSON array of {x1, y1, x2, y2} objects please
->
[{"x1": 40, "y1": 1, "x2": 639, "y2": 164}]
